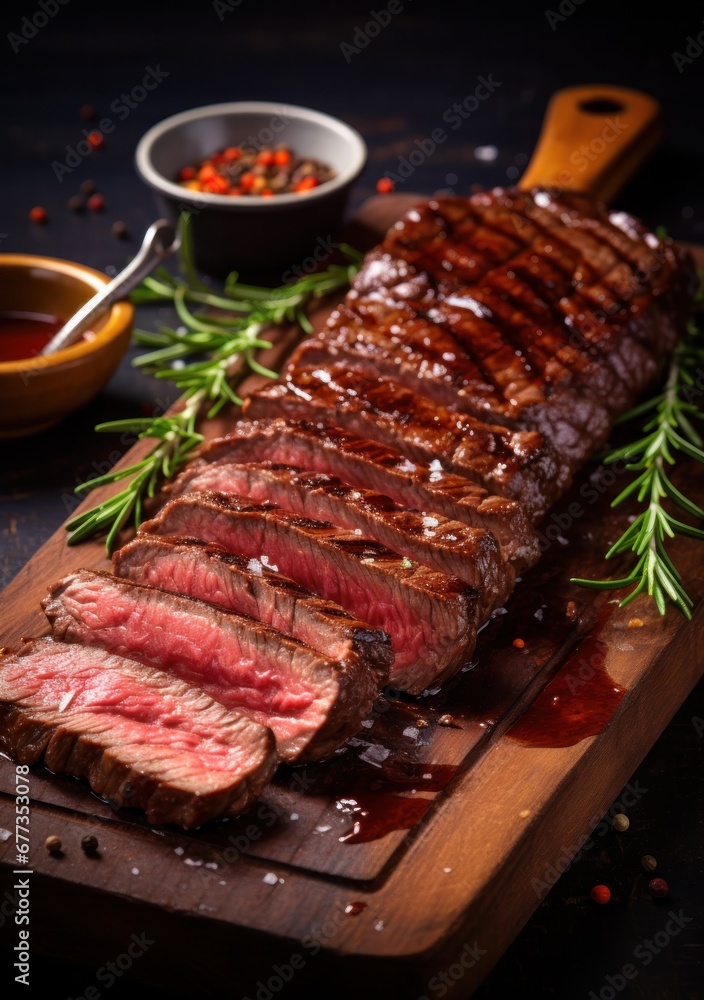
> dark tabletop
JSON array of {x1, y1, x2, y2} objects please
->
[{"x1": 1, "y1": 0, "x2": 703, "y2": 996}]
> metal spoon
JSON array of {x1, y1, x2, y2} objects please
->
[{"x1": 41, "y1": 219, "x2": 181, "y2": 356}]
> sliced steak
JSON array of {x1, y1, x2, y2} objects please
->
[
  {"x1": 0, "y1": 638, "x2": 276, "y2": 828},
  {"x1": 284, "y1": 188, "x2": 695, "y2": 479},
  {"x1": 140, "y1": 492, "x2": 480, "y2": 694},
  {"x1": 165, "y1": 463, "x2": 514, "y2": 611},
  {"x1": 43, "y1": 570, "x2": 382, "y2": 763},
  {"x1": 114, "y1": 534, "x2": 393, "y2": 675},
  {"x1": 245, "y1": 362, "x2": 568, "y2": 519},
  {"x1": 194, "y1": 418, "x2": 539, "y2": 572}
]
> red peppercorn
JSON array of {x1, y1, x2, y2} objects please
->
[
  {"x1": 223, "y1": 146, "x2": 242, "y2": 162},
  {"x1": 256, "y1": 150, "x2": 275, "y2": 167},
  {"x1": 273, "y1": 149, "x2": 291, "y2": 167},
  {"x1": 512, "y1": 637, "x2": 525, "y2": 649},
  {"x1": 179, "y1": 166, "x2": 196, "y2": 181},
  {"x1": 227, "y1": 187, "x2": 243, "y2": 196},
  {"x1": 260, "y1": 188, "x2": 274, "y2": 197},
  {"x1": 648, "y1": 878, "x2": 668, "y2": 898},
  {"x1": 87, "y1": 193, "x2": 105, "y2": 212},
  {"x1": 29, "y1": 206, "x2": 47, "y2": 224},
  {"x1": 87, "y1": 131, "x2": 104, "y2": 149},
  {"x1": 376, "y1": 177, "x2": 394, "y2": 194},
  {"x1": 590, "y1": 884, "x2": 611, "y2": 905},
  {"x1": 239, "y1": 172, "x2": 255, "y2": 191},
  {"x1": 197, "y1": 164, "x2": 218, "y2": 183},
  {"x1": 295, "y1": 176, "x2": 318, "y2": 193},
  {"x1": 204, "y1": 175, "x2": 229, "y2": 195}
]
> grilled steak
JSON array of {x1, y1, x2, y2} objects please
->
[
  {"x1": 140, "y1": 492, "x2": 480, "y2": 694},
  {"x1": 43, "y1": 570, "x2": 382, "y2": 763},
  {"x1": 194, "y1": 418, "x2": 539, "y2": 571},
  {"x1": 0, "y1": 638, "x2": 276, "y2": 828},
  {"x1": 245, "y1": 360, "x2": 567, "y2": 518},
  {"x1": 248, "y1": 189, "x2": 694, "y2": 515},
  {"x1": 165, "y1": 462, "x2": 514, "y2": 611},
  {"x1": 315, "y1": 189, "x2": 695, "y2": 469},
  {"x1": 114, "y1": 534, "x2": 393, "y2": 674}
]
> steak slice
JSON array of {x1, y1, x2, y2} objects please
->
[
  {"x1": 140, "y1": 492, "x2": 480, "y2": 694},
  {"x1": 166, "y1": 462, "x2": 514, "y2": 612},
  {"x1": 43, "y1": 570, "x2": 381, "y2": 763},
  {"x1": 0, "y1": 638, "x2": 276, "y2": 829},
  {"x1": 194, "y1": 418, "x2": 539, "y2": 572},
  {"x1": 114, "y1": 534, "x2": 393, "y2": 675},
  {"x1": 245, "y1": 362, "x2": 568, "y2": 518},
  {"x1": 300, "y1": 188, "x2": 695, "y2": 474}
]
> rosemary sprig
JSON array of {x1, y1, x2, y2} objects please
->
[
  {"x1": 67, "y1": 215, "x2": 362, "y2": 553},
  {"x1": 572, "y1": 288, "x2": 704, "y2": 618}
]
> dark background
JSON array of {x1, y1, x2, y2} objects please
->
[{"x1": 1, "y1": 0, "x2": 703, "y2": 996}]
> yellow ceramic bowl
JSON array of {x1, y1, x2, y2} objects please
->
[{"x1": 0, "y1": 254, "x2": 134, "y2": 438}]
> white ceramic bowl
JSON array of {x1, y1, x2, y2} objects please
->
[{"x1": 136, "y1": 101, "x2": 368, "y2": 277}]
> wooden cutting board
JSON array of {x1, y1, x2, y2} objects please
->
[{"x1": 1, "y1": 87, "x2": 703, "y2": 998}]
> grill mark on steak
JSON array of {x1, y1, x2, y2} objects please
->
[
  {"x1": 114, "y1": 534, "x2": 393, "y2": 674},
  {"x1": 43, "y1": 570, "x2": 381, "y2": 763},
  {"x1": 194, "y1": 419, "x2": 539, "y2": 571},
  {"x1": 246, "y1": 362, "x2": 568, "y2": 518},
  {"x1": 140, "y1": 491, "x2": 481, "y2": 695},
  {"x1": 162, "y1": 462, "x2": 514, "y2": 613},
  {"x1": 0, "y1": 638, "x2": 277, "y2": 828}
]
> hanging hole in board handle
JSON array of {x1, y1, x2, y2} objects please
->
[
  {"x1": 578, "y1": 97, "x2": 626, "y2": 115},
  {"x1": 519, "y1": 85, "x2": 663, "y2": 204}
]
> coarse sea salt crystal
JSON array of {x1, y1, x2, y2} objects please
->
[
  {"x1": 174, "y1": 846, "x2": 185, "y2": 856},
  {"x1": 359, "y1": 745, "x2": 390, "y2": 766},
  {"x1": 58, "y1": 691, "x2": 75, "y2": 712},
  {"x1": 403, "y1": 726, "x2": 419, "y2": 740},
  {"x1": 263, "y1": 872, "x2": 278, "y2": 885},
  {"x1": 474, "y1": 144, "x2": 498, "y2": 162}
]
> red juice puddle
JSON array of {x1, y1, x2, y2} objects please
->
[
  {"x1": 506, "y1": 632, "x2": 626, "y2": 748},
  {"x1": 336, "y1": 761, "x2": 457, "y2": 844},
  {"x1": 0, "y1": 311, "x2": 64, "y2": 361}
]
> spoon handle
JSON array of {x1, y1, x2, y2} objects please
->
[{"x1": 41, "y1": 219, "x2": 181, "y2": 357}]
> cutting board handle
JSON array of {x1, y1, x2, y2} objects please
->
[{"x1": 519, "y1": 85, "x2": 663, "y2": 204}]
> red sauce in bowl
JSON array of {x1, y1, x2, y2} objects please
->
[{"x1": 0, "y1": 311, "x2": 64, "y2": 362}]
